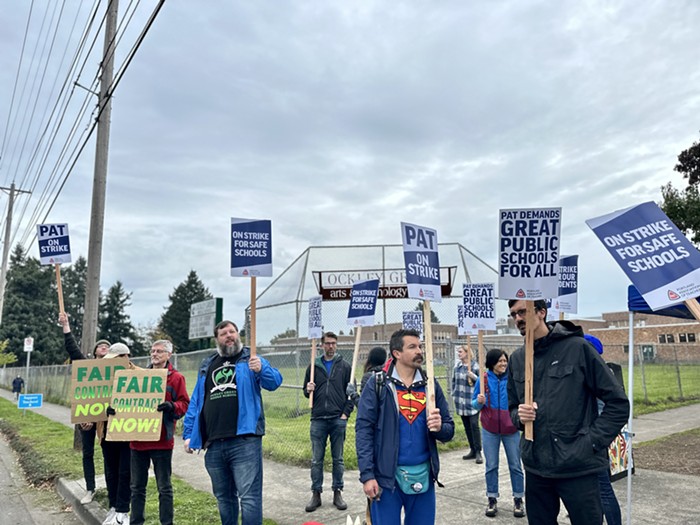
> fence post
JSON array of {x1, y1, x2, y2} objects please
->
[
  {"x1": 672, "y1": 345, "x2": 684, "y2": 399},
  {"x1": 295, "y1": 346, "x2": 301, "y2": 415},
  {"x1": 637, "y1": 345, "x2": 648, "y2": 403}
]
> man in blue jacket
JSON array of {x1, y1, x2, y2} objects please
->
[
  {"x1": 183, "y1": 320, "x2": 283, "y2": 525},
  {"x1": 355, "y1": 329, "x2": 454, "y2": 525}
]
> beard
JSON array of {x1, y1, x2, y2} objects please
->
[{"x1": 217, "y1": 338, "x2": 242, "y2": 357}]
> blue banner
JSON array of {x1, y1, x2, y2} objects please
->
[
  {"x1": 347, "y1": 279, "x2": 380, "y2": 326},
  {"x1": 18, "y1": 393, "x2": 43, "y2": 409},
  {"x1": 401, "y1": 222, "x2": 441, "y2": 302},
  {"x1": 230, "y1": 218, "x2": 272, "y2": 277}
]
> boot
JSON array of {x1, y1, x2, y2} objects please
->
[
  {"x1": 462, "y1": 449, "x2": 476, "y2": 460},
  {"x1": 514, "y1": 497, "x2": 525, "y2": 518},
  {"x1": 305, "y1": 491, "x2": 321, "y2": 512},
  {"x1": 475, "y1": 450, "x2": 483, "y2": 464},
  {"x1": 485, "y1": 497, "x2": 498, "y2": 517},
  {"x1": 333, "y1": 489, "x2": 348, "y2": 510}
]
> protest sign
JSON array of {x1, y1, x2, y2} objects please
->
[
  {"x1": 36, "y1": 223, "x2": 71, "y2": 265},
  {"x1": 347, "y1": 279, "x2": 380, "y2": 326},
  {"x1": 462, "y1": 283, "x2": 496, "y2": 331},
  {"x1": 587, "y1": 202, "x2": 700, "y2": 310},
  {"x1": 230, "y1": 218, "x2": 272, "y2": 277},
  {"x1": 401, "y1": 222, "x2": 441, "y2": 302},
  {"x1": 457, "y1": 305, "x2": 469, "y2": 336},
  {"x1": 71, "y1": 360, "x2": 128, "y2": 423},
  {"x1": 308, "y1": 296, "x2": 323, "y2": 340},
  {"x1": 106, "y1": 369, "x2": 167, "y2": 441},
  {"x1": 556, "y1": 255, "x2": 578, "y2": 313},
  {"x1": 402, "y1": 311, "x2": 424, "y2": 339},
  {"x1": 498, "y1": 208, "x2": 561, "y2": 300}
]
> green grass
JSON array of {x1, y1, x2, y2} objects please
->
[
  {"x1": 626, "y1": 363, "x2": 700, "y2": 416},
  {"x1": 0, "y1": 397, "x2": 277, "y2": 525}
]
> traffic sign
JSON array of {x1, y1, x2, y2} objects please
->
[{"x1": 24, "y1": 337, "x2": 34, "y2": 352}]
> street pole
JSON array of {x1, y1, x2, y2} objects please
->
[{"x1": 81, "y1": 0, "x2": 118, "y2": 355}]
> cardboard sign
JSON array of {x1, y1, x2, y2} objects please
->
[
  {"x1": 106, "y1": 369, "x2": 167, "y2": 442},
  {"x1": 462, "y1": 283, "x2": 496, "y2": 331},
  {"x1": 457, "y1": 305, "x2": 469, "y2": 336},
  {"x1": 401, "y1": 222, "x2": 442, "y2": 302},
  {"x1": 230, "y1": 218, "x2": 272, "y2": 277},
  {"x1": 402, "y1": 311, "x2": 424, "y2": 339},
  {"x1": 71, "y1": 360, "x2": 128, "y2": 423},
  {"x1": 36, "y1": 223, "x2": 71, "y2": 265},
  {"x1": 308, "y1": 295, "x2": 323, "y2": 340},
  {"x1": 346, "y1": 279, "x2": 380, "y2": 326},
  {"x1": 498, "y1": 208, "x2": 561, "y2": 300},
  {"x1": 587, "y1": 202, "x2": 700, "y2": 310}
]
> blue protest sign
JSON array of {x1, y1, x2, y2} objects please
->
[
  {"x1": 498, "y1": 207, "x2": 561, "y2": 300},
  {"x1": 457, "y1": 305, "x2": 468, "y2": 336},
  {"x1": 463, "y1": 283, "x2": 496, "y2": 331},
  {"x1": 36, "y1": 223, "x2": 71, "y2": 265},
  {"x1": 346, "y1": 279, "x2": 380, "y2": 326},
  {"x1": 587, "y1": 202, "x2": 700, "y2": 310},
  {"x1": 230, "y1": 218, "x2": 272, "y2": 277},
  {"x1": 401, "y1": 222, "x2": 441, "y2": 302},
  {"x1": 18, "y1": 393, "x2": 43, "y2": 409},
  {"x1": 308, "y1": 296, "x2": 323, "y2": 339},
  {"x1": 402, "y1": 311, "x2": 424, "y2": 339},
  {"x1": 555, "y1": 255, "x2": 578, "y2": 314}
]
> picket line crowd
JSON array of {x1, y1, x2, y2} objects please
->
[{"x1": 62, "y1": 297, "x2": 629, "y2": 525}]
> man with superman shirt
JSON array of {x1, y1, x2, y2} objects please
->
[{"x1": 355, "y1": 329, "x2": 454, "y2": 525}]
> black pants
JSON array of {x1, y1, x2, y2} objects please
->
[
  {"x1": 102, "y1": 440, "x2": 131, "y2": 513},
  {"x1": 80, "y1": 425, "x2": 97, "y2": 491},
  {"x1": 525, "y1": 470, "x2": 602, "y2": 525},
  {"x1": 460, "y1": 414, "x2": 482, "y2": 452},
  {"x1": 130, "y1": 448, "x2": 174, "y2": 525}
]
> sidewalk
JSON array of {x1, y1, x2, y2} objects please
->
[{"x1": 2, "y1": 387, "x2": 699, "y2": 525}]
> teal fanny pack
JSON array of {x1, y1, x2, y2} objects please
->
[{"x1": 395, "y1": 461, "x2": 430, "y2": 494}]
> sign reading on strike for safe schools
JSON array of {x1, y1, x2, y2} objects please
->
[
  {"x1": 346, "y1": 279, "x2": 380, "y2": 326},
  {"x1": 587, "y1": 201, "x2": 700, "y2": 310},
  {"x1": 106, "y1": 369, "x2": 167, "y2": 442},
  {"x1": 402, "y1": 311, "x2": 424, "y2": 339},
  {"x1": 71, "y1": 360, "x2": 128, "y2": 423},
  {"x1": 230, "y1": 218, "x2": 272, "y2": 277},
  {"x1": 308, "y1": 295, "x2": 323, "y2": 340},
  {"x1": 498, "y1": 207, "x2": 561, "y2": 300},
  {"x1": 463, "y1": 283, "x2": 496, "y2": 331},
  {"x1": 36, "y1": 223, "x2": 71, "y2": 265},
  {"x1": 401, "y1": 222, "x2": 441, "y2": 302},
  {"x1": 457, "y1": 305, "x2": 469, "y2": 336}
]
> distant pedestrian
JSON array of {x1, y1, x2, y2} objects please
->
[
  {"x1": 12, "y1": 374, "x2": 24, "y2": 402},
  {"x1": 360, "y1": 346, "x2": 387, "y2": 392},
  {"x1": 452, "y1": 345, "x2": 482, "y2": 464}
]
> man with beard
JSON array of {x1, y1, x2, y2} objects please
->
[
  {"x1": 355, "y1": 329, "x2": 454, "y2": 525},
  {"x1": 183, "y1": 320, "x2": 283, "y2": 525},
  {"x1": 506, "y1": 300, "x2": 629, "y2": 525}
]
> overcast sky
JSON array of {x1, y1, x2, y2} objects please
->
[{"x1": 1, "y1": 1, "x2": 700, "y2": 334}]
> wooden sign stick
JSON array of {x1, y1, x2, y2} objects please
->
[
  {"x1": 684, "y1": 299, "x2": 700, "y2": 321},
  {"x1": 423, "y1": 300, "x2": 436, "y2": 412},
  {"x1": 55, "y1": 264, "x2": 65, "y2": 315},
  {"x1": 249, "y1": 276, "x2": 257, "y2": 358},
  {"x1": 478, "y1": 330, "x2": 485, "y2": 396},
  {"x1": 308, "y1": 338, "x2": 317, "y2": 408},
  {"x1": 559, "y1": 311, "x2": 565, "y2": 321},
  {"x1": 349, "y1": 326, "x2": 363, "y2": 389},
  {"x1": 524, "y1": 300, "x2": 535, "y2": 441}
]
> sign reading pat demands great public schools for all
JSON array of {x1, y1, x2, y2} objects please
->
[
  {"x1": 106, "y1": 368, "x2": 167, "y2": 442},
  {"x1": 36, "y1": 223, "x2": 71, "y2": 265},
  {"x1": 462, "y1": 282, "x2": 496, "y2": 331},
  {"x1": 401, "y1": 222, "x2": 442, "y2": 303},
  {"x1": 587, "y1": 201, "x2": 700, "y2": 311},
  {"x1": 230, "y1": 218, "x2": 272, "y2": 277},
  {"x1": 71, "y1": 360, "x2": 129, "y2": 423},
  {"x1": 402, "y1": 311, "x2": 424, "y2": 339},
  {"x1": 498, "y1": 207, "x2": 561, "y2": 300}
]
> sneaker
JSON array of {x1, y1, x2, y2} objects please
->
[
  {"x1": 514, "y1": 497, "x2": 525, "y2": 518},
  {"x1": 114, "y1": 512, "x2": 130, "y2": 525},
  {"x1": 485, "y1": 497, "x2": 498, "y2": 517},
  {"x1": 80, "y1": 489, "x2": 95, "y2": 504},
  {"x1": 102, "y1": 508, "x2": 116, "y2": 525}
]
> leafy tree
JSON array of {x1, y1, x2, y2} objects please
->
[
  {"x1": 675, "y1": 136, "x2": 700, "y2": 185},
  {"x1": 661, "y1": 135, "x2": 700, "y2": 244},
  {"x1": 99, "y1": 281, "x2": 144, "y2": 355},
  {"x1": 0, "y1": 339, "x2": 17, "y2": 366},
  {"x1": 0, "y1": 245, "x2": 63, "y2": 364},
  {"x1": 270, "y1": 328, "x2": 297, "y2": 344},
  {"x1": 414, "y1": 301, "x2": 441, "y2": 324},
  {"x1": 60, "y1": 256, "x2": 88, "y2": 342},
  {"x1": 159, "y1": 270, "x2": 212, "y2": 353}
]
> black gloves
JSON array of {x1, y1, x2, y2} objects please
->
[
  {"x1": 157, "y1": 401, "x2": 174, "y2": 413},
  {"x1": 106, "y1": 406, "x2": 116, "y2": 416}
]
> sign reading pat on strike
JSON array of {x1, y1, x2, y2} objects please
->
[
  {"x1": 401, "y1": 222, "x2": 441, "y2": 302},
  {"x1": 347, "y1": 279, "x2": 380, "y2": 326},
  {"x1": 463, "y1": 283, "x2": 496, "y2": 331},
  {"x1": 36, "y1": 223, "x2": 71, "y2": 265},
  {"x1": 498, "y1": 207, "x2": 561, "y2": 300},
  {"x1": 587, "y1": 201, "x2": 700, "y2": 310},
  {"x1": 230, "y1": 218, "x2": 272, "y2": 277},
  {"x1": 308, "y1": 295, "x2": 323, "y2": 340}
]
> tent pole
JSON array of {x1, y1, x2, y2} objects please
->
[{"x1": 626, "y1": 311, "x2": 635, "y2": 525}]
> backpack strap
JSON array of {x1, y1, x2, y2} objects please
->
[{"x1": 374, "y1": 370, "x2": 386, "y2": 402}]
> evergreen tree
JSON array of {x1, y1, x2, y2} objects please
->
[
  {"x1": 414, "y1": 301, "x2": 441, "y2": 323},
  {"x1": 159, "y1": 270, "x2": 212, "y2": 353},
  {"x1": 99, "y1": 281, "x2": 144, "y2": 355},
  {"x1": 0, "y1": 245, "x2": 63, "y2": 364},
  {"x1": 61, "y1": 256, "x2": 88, "y2": 342}
]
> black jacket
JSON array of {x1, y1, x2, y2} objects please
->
[
  {"x1": 303, "y1": 354, "x2": 354, "y2": 419},
  {"x1": 64, "y1": 332, "x2": 87, "y2": 361},
  {"x1": 507, "y1": 321, "x2": 629, "y2": 478}
]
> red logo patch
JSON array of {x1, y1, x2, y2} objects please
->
[
  {"x1": 668, "y1": 290, "x2": 680, "y2": 300},
  {"x1": 516, "y1": 289, "x2": 525, "y2": 298},
  {"x1": 396, "y1": 390, "x2": 427, "y2": 423}
]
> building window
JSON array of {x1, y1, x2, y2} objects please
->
[
  {"x1": 658, "y1": 334, "x2": 667, "y2": 344},
  {"x1": 680, "y1": 333, "x2": 687, "y2": 343},
  {"x1": 689, "y1": 333, "x2": 696, "y2": 343},
  {"x1": 641, "y1": 345, "x2": 655, "y2": 362},
  {"x1": 666, "y1": 334, "x2": 675, "y2": 343},
  {"x1": 623, "y1": 345, "x2": 629, "y2": 354}
]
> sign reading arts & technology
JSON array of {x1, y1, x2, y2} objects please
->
[
  {"x1": 401, "y1": 222, "x2": 442, "y2": 302},
  {"x1": 230, "y1": 218, "x2": 272, "y2": 277},
  {"x1": 107, "y1": 369, "x2": 167, "y2": 441},
  {"x1": 587, "y1": 201, "x2": 700, "y2": 310},
  {"x1": 462, "y1": 283, "x2": 496, "y2": 331},
  {"x1": 71, "y1": 360, "x2": 128, "y2": 423},
  {"x1": 36, "y1": 223, "x2": 71, "y2": 265},
  {"x1": 499, "y1": 207, "x2": 561, "y2": 300},
  {"x1": 346, "y1": 279, "x2": 380, "y2": 326}
]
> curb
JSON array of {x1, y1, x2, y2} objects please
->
[{"x1": 56, "y1": 478, "x2": 107, "y2": 525}]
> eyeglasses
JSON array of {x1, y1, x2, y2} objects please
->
[
  {"x1": 151, "y1": 348, "x2": 168, "y2": 354},
  {"x1": 509, "y1": 308, "x2": 527, "y2": 320},
  {"x1": 323, "y1": 341, "x2": 337, "y2": 346}
]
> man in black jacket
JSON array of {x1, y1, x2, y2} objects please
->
[
  {"x1": 303, "y1": 331, "x2": 353, "y2": 512},
  {"x1": 506, "y1": 300, "x2": 629, "y2": 525}
]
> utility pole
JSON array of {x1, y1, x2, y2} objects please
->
[
  {"x1": 81, "y1": 0, "x2": 118, "y2": 355},
  {"x1": 0, "y1": 182, "x2": 32, "y2": 325}
]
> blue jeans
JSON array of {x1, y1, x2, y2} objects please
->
[
  {"x1": 130, "y1": 448, "x2": 173, "y2": 525},
  {"x1": 598, "y1": 469, "x2": 622, "y2": 525},
  {"x1": 370, "y1": 482, "x2": 435, "y2": 525},
  {"x1": 310, "y1": 417, "x2": 347, "y2": 492},
  {"x1": 205, "y1": 436, "x2": 263, "y2": 525},
  {"x1": 481, "y1": 428, "x2": 524, "y2": 498}
]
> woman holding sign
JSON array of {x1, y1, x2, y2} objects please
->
[{"x1": 472, "y1": 349, "x2": 525, "y2": 519}]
